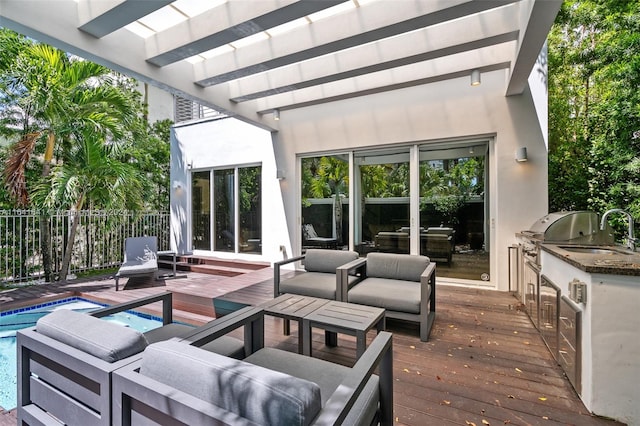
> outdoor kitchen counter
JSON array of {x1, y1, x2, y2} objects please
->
[{"x1": 541, "y1": 243, "x2": 640, "y2": 276}]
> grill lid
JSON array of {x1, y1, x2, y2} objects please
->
[{"x1": 526, "y1": 211, "x2": 609, "y2": 243}]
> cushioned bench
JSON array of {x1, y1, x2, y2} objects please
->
[
  {"x1": 339, "y1": 252, "x2": 436, "y2": 341},
  {"x1": 111, "y1": 310, "x2": 393, "y2": 426}
]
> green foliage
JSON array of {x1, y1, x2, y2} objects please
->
[
  {"x1": 549, "y1": 0, "x2": 640, "y2": 226},
  {"x1": 301, "y1": 156, "x2": 349, "y2": 207}
]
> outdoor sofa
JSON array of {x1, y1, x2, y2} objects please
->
[
  {"x1": 338, "y1": 252, "x2": 436, "y2": 341},
  {"x1": 111, "y1": 308, "x2": 394, "y2": 426},
  {"x1": 16, "y1": 292, "x2": 258, "y2": 426}
]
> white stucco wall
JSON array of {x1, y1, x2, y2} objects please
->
[
  {"x1": 273, "y1": 69, "x2": 548, "y2": 291},
  {"x1": 170, "y1": 118, "x2": 292, "y2": 262},
  {"x1": 170, "y1": 68, "x2": 548, "y2": 290}
]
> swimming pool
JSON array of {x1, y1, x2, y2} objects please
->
[{"x1": 0, "y1": 297, "x2": 164, "y2": 411}]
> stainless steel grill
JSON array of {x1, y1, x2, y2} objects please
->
[{"x1": 517, "y1": 211, "x2": 612, "y2": 266}]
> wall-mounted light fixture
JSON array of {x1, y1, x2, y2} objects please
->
[
  {"x1": 515, "y1": 147, "x2": 528, "y2": 163},
  {"x1": 469, "y1": 146, "x2": 474, "y2": 154},
  {"x1": 276, "y1": 169, "x2": 285, "y2": 180},
  {"x1": 172, "y1": 180, "x2": 183, "y2": 190},
  {"x1": 470, "y1": 69, "x2": 481, "y2": 86},
  {"x1": 273, "y1": 109, "x2": 280, "y2": 121}
]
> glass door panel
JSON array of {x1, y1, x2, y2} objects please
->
[
  {"x1": 300, "y1": 155, "x2": 349, "y2": 251},
  {"x1": 239, "y1": 166, "x2": 262, "y2": 254},
  {"x1": 419, "y1": 144, "x2": 489, "y2": 281},
  {"x1": 214, "y1": 169, "x2": 235, "y2": 252},
  {"x1": 191, "y1": 171, "x2": 211, "y2": 250},
  {"x1": 355, "y1": 149, "x2": 410, "y2": 255}
]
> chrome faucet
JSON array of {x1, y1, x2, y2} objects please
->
[{"x1": 600, "y1": 209, "x2": 637, "y2": 251}]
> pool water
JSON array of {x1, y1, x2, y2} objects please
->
[{"x1": 0, "y1": 298, "x2": 164, "y2": 411}]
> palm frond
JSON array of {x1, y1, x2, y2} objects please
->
[{"x1": 3, "y1": 132, "x2": 40, "y2": 206}]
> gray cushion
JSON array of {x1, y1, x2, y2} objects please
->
[
  {"x1": 280, "y1": 272, "x2": 359, "y2": 300},
  {"x1": 36, "y1": 309, "x2": 148, "y2": 362},
  {"x1": 303, "y1": 249, "x2": 359, "y2": 273},
  {"x1": 280, "y1": 272, "x2": 336, "y2": 299},
  {"x1": 143, "y1": 323, "x2": 194, "y2": 343},
  {"x1": 246, "y1": 347, "x2": 379, "y2": 426},
  {"x1": 140, "y1": 341, "x2": 321, "y2": 426},
  {"x1": 349, "y1": 277, "x2": 427, "y2": 314},
  {"x1": 366, "y1": 252, "x2": 429, "y2": 282},
  {"x1": 117, "y1": 259, "x2": 157, "y2": 276}
]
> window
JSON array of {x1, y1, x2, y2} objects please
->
[{"x1": 191, "y1": 165, "x2": 261, "y2": 254}]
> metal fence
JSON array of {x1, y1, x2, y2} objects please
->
[{"x1": 0, "y1": 210, "x2": 170, "y2": 285}]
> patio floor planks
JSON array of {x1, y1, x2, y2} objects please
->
[{"x1": 0, "y1": 269, "x2": 622, "y2": 425}]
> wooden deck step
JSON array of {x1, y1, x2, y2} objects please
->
[{"x1": 158, "y1": 254, "x2": 269, "y2": 277}]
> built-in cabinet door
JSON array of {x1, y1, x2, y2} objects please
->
[
  {"x1": 540, "y1": 275, "x2": 560, "y2": 361},
  {"x1": 523, "y1": 260, "x2": 540, "y2": 329}
]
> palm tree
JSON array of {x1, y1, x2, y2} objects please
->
[
  {"x1": 1, "y1": 39, "x2": 140, "y2": 280},
  {"x1": 32, "y1": 135, "x2": 143, "y2": 280}
]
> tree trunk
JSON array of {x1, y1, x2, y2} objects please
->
[
  {"x1": 59, "y1": 210, "x2": 80, "y2": 282},
  {"x1": 39, "y1": 131, "x2": 56, "y2": 281}
]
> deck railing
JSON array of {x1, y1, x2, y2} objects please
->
[{"x1": 0, "y1": 210, "x2": 170, "y2": 285}]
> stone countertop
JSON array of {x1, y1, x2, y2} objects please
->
[{"x1": 541, "y1": 243, "x2": 640, "y2": 276}]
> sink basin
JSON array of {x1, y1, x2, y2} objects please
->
[{"x1": 558, "y1": 246, "x2": 632, "y2": 255}]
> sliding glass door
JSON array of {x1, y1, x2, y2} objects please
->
[{"x1": 298, "y1": 140, "x2": 490, "y2": 283}]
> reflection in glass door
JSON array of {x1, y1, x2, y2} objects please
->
[
  {"x1": 191, "y1": 171, "x2": 211, "y2": 250},
  {"x1": 419, "y1": 144, "x2": 489, "y2": 281},
  {"x1": 300, "y1": 155, "x2": 349, "y2": 251},
  {"x1": 354, "y1": 149, "x2": 410, "y2": 255}
]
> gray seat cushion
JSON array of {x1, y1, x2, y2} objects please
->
[
  {"x1": 366, "y1": 252, "x2": 429, "y2": 282},
  {"x1": 303, "y1": 249, "x2": 359, "y2": 273},
  {"x1": 246, "y1": 347, "x2": 379, "y2": 426},
  {"x1": 143, "y1": 324, "x2": 245, "y2": 358},
  {"x1": 349, "y1": 277, "x2": 426, "y2": 314},
  {"x1": 116, "y1": 259, "x2": 157, "y2": 276},
  {"x1": 36, "y1": 309, "x2": 148, "y2": 362},
  {"x1": 140, "y1": 341, "x2": 321, "y2": 426},
  {"x1": 279, "y1": 272, "x2": 359, "y2": 300}
]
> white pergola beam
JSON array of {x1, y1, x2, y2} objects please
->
[
  {"x1": 77, "y1": 0, "x2": 172, "y2": 38},
  {"x1": 229, "y1": 4, "x2": 521, "y2": 102},
  {"x1": 146, "y1": 0, "x2": 346, "y2": 67},
  {"x1": 506, "y1": 0, "x2": 562, "y2": 95},
  {"x1": 251, "y1": 42, "x2": 516, "y2": 113},
  {"x1": 193, "y1": 0, "x2": 516, "y2": 86}
]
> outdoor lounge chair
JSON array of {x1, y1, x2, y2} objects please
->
[
  {"x1": 115, "y1": 236, "x2": 158, "y2": 291},
  {"x1": 111, "y1": 308, "x2": 393, "y2": 426},
  {"x1": 339, "y1": 252, "x2": 436, "y2": 341},
  {"x1": 302, "y1": 223, "x2": 338, "y2": 249},
  {"x1": 16, "y1": 292, "x2": 257, "y2": 426}
]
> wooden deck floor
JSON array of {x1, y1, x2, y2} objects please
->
[{"x1": 0, "y1": 268, "x2": 622, "y2": 426}]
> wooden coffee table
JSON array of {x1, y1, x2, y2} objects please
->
[
  {"x1": 260, "y1": 294, "x2": 330, "y2": 353},
  {"x1": 302, "y1": 301, "x2": 385, "y2": 359}
]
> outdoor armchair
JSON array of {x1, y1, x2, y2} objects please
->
[
  {"x1": 274, "y1": 249, "x2": 362, "y2": 335},
  {"x1": 111, "y1": 308, "x2": 393, "y2": 426},
  {"x1": 16, "y1": 292, "x2": 257, "y2": 426},
  {"x1": 339, "y1": 252, "x2": 436, "y2": 341},
  {"x1": 115, "y1": 236, "x2": 159, "y2": 291}
]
